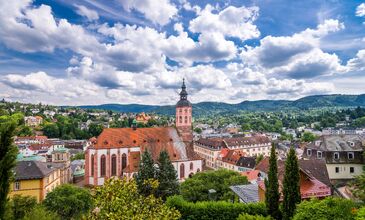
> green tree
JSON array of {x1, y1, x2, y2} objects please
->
[
  {"x1": 136, "y1": 150, "x2": 156, "y2": 196},
  {"x1": 16, "y1": 125, "x2": 33, "y2": 137},
  {"x1": 23, "y1": 205, "x2": 60, "y2": 220},
  {"x1": 180, "y1": 169, "x2": 248, "y2": 202},
  {"x1": 282, "y1": 147, "x2": 301, "y2": 220},
  {"x1": 90, "y1": 178, "x2": 181, "y2": 220},
  {"x1": 193, "y1": 127, "x2": 202, "y2": 134},
  {"x1": 88, "y1": 123, "x2": 103, "y2": 137},
  {"x1": 156, "y1": 150, "x2": 179, "y2": 200},
  {"x1": 0, "y1": 120, "x2": 18, "y2": 219},
  {"x1": 265, "y1": 144, "x2": 281, "y2": 220},
  {"x1": 10, "y1": 195, "x2": 37, "y2": 219},
  {"x1": 71, "y1": 152, "x2": 85, "y2": 161},
  {"x1": 301, "y1": 132, "x2": 316, "y2": 142},
  {"x1": 43, "y1": 184, "x2": 93, "y2": 220},
  {"x1": 42, "y1": 123, "x2": 60, "y2": 138},
  {"x1": 293, "y1": 197, "x2": 356, "y2": 220},
  {"x1": 256, "y1": 154, "x2": 264, "y2": 165}
]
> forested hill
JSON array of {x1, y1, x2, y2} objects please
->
[{"x1": 78, "y1": 94, "x2": 365, "y2": 115}]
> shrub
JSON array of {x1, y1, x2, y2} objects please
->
[
  {"x1": 166, "y1": 195, "x2": 267, "y2": 220},
  {"x1": 237, "y1": 213, "x2": 272, "y2": 220}
]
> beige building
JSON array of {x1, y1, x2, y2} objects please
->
[
  {"x1": 303, "y1": 135, "x2": 364, "y2": 182},
  {"x1": 194, "y1": 135, "x2": 271, "y2": 169},
  {"x1": 10, "y1": 161, "x2": 63, "y2": 202},
  {"x1": 24, "y1": 116, "x2": 43, "y2": 127}
]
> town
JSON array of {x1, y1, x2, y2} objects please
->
[
  {"x1": 0, "y1": 80, "x2": 364, "y2": 219},
  {"x1": 1, "y1": 0, "x2": 365, "y2": 219}
]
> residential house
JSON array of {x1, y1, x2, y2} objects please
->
[
  {"x1": 302, "y1": 135, "x2": 365, "y2": 182},
  {"x1": 24, "y1": 116, "x2": 43, "y2": 127}
]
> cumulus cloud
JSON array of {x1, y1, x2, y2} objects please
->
[
  {"x1": 189, "y1": 4, "x2": 260, "y2": 40},
  {"x1": 356, "y1": 3, "x2": 365, "y2": 17},
  {"x1": 346, "y1": 49, "x2": 365, "y2": 71},
  {"x1": 241, "y1": 19, "x2": 346, "y2": 79},
  {"x1": 74, "y1": 4, "x2": 99, "y2": 21},
  {"x1": 120, "y1": 0, "x2": 177, "y2": 25}
]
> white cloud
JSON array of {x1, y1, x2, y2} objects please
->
[
  {"x1": 74, "y1": 4, "x2": 99, "y2": 21},
  {"x1": 189, "y1": 5, "x2": 260, "y2": 40},
  {"x1": 120, "y1": 0, "x2": 177, "y2": 26},
  {"x1": 241, "y1": 19, "x2": 346, "y2": 79},
  {"x1": 356, "y1": 3, "x2": 365, "y2": 17},
  {"x1": 2, "y1": 71, "x2": 58, "y2": 92},
  {"x1": 346, "y1": 49, "x2": 365, "y2": 71}
]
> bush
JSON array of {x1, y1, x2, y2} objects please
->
[
  {"x1": 180, "y1": 169, "x2": 248, "y2": 202},
  {"x1": 166, "y1": 195, "x2": 267, "y2": 220},
  {"x1": 237, "y1": 213, "x2": 272, "y2": 220},
  {"x1": 356, "y1": 206, "x2": 365, "y2": 220},
  {"x1": 293, "y1": 197, "x2": 356, "y2": 220}
]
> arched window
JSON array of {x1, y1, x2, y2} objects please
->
[
  {"x1": 179, "y1": 116, "x2": 182, "y2": 123},
  {"x1": 122, "y1": 153, "x2": 127, "y2": 171},
  {"x1": 91, "y1": 154, "x2": 94, "y2": 176},
  {"x1": 184, "y1": 109, "x2": 187, "y2": 113},
  {"x1": 100, "y1": 155, "x2": 106, "y2": 177},
  {"x1": 180, "y1": 163, "x2": 185, "y2": 179},
  {"x1": 189, "y1": 116, "x2": 191, "y2": 123},
  {"x1": 190, "y1": 162, "x2": 193, "y2": 171},
  {"x1": 185, "y1": 116, "x2": 188, "y2": 124},
  {"x1": 111, "y1": 154, "x2": 117, "y2": 176}
]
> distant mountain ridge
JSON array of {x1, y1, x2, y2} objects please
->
[{"x1": 77, "y1": 94, "x2": 365, "y2": 115}]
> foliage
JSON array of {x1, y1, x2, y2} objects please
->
[
  {"x1": 265, "y1": 144, "x2": 281, "y2": 220},
  {"x1": 193, "y1": 127, "x2": 202, "y2": 134},
  {"x1": 166, "y1": 195, "x2": 267, "y2": 220},
  {"x1": 10, "y1": 195, "x2": 37, "y2": 219},
  {"x1": 255, "y1": 154, "x2": 264, "y2": 165},
  {"x1": 0, "y1": 119, "x2": 18, "y2": 219},
  {"x1": 23, "y1": 205, "x2": 60, "y2": 220},
  {"x1": 71, "y1": 152, "x2": 85, "y2": 161},
  {"x1": 43, "y1": 184, "x2": 93, "y2": 220},
  {"x1": 156, "y1": 150, "x2": 179, "y2": 200},
  {"x1": 282, "y1": 147, "x2": 301, "y2": 220},
  {"x1": 88, "y1": 123, "x2": 103, "y2": 137},
  {"x1": 356, "y1": 206, "x2": 365, "y2": 220},
  {"x1": 91, "y1": 178, "x2": 181, "y2": 220},
  {"x1": 301, "y1": 132, "x2": 316, "y2": 142},
  {"x1": 180, "y1": 169, "x2": 248, "y2": 202},
  {"x1": 136, "y1": 150, "x2": 156, "y2": 197},
  {"x1": 351, "y1": 150, "x2": 365, "y2": 203},
  {"x1": 293, "y1": 197, "x2": 356, "y2": 220},
  {"x1": 237, "y1": 213, "x2": 272, "y2": 220}
]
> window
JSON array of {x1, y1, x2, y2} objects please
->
[
  {"x1": 190, "y1": 162, "x2": 193, "y2": 171},
  {"x1": 317, "y1": 151, "x2": 322, "y2": 159},
  {"x1": 184, "y1": 109, "x2": 187, "y2": 113},
  {"x1": 179, "y1": 116, "x2": 182, "y2": 123},
  {"x1": 335, "y1": 167, "x2": 339, "y2": 173},
  {"x1": 348, "y1": 152, "x2": 354, "y2": 160},
  {"x1": 14, "y1": 181, "x2": 20, "y2": 190},
  {"x1": 180, "y1": 164, "x2": 185, "y2": 179},
  {"x1": 121, "y1": 153, "x2": 127, "y2": 171},
  {"x1": 111, "y1": 154, "x2": 117, "y2": 176},
  {"x1": 350, "y1": 167, "x2": 355, "y2": 173},
  {"x1": 91, "y1": 154, "x2": 94, "y2": 176},
  {"x1": 334, "y1": 152, "x2": 340, "y2": 160},
  {"x1": 307, "y1": 149, "x2": 312, "y2": 156},
  {"x1": 100, "y1": 155, "x2": 106, "y2": 177},
  {"x1": 185, "y1": 116, "x2": 188, "y2": 124}
]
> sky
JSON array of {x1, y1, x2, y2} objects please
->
[{"x1": 0, "y1": 0, "x2": 365, "y2": 106}]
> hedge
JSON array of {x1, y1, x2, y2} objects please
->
[{"x1": 166, "y1": 195, "x2": 268, "y2": 220}]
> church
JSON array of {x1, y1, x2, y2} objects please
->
[{"x1": 85, "y1": 80, "x2": 202, "y2": 186}]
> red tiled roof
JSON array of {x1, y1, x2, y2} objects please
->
[
  {"x1": 220, "y1": 149, "x2": 245, "y2": 165},
  {"x1": 94, "y1": 127, "x2": 195, "y2": 161},
  {"x1": 241, "y1": 170, "x2": 261, "y2": 182}
]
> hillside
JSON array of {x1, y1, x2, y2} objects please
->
[{"x1": 77, "y1": 94, "x2": 365, "y2": 115}]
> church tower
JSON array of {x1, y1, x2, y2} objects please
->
[{"x1": 176, "y1": 79, "x2": 193, "y2": 142}]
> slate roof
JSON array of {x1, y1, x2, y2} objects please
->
[
  {"x1": 230, "y1": 184, "x2": 260, "y2": 203},
  {"x1": 14, "y1": 161, "x2": 55, "y2": 180}
]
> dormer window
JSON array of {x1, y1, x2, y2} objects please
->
[
  {"x1": 334, "y1": 152, "x2": 340, "y2": 160},
  {"x1": 348, "y1": 152, "x2": 354, "y2": 160},
  {"x1": 307, "y1": 149, "x2": 312, "y2": 156},
  {"x1": 317, "y1": 151, "x2": 322, "y2": 159}
]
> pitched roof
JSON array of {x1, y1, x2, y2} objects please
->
[
  {"x1": 196, "y1": 135, "x2": 270, "y2": 150},
  {"x1": 230, "y1": 184, "x2": 260, "y2": 203},
  {"x1": 241, "y1": 170, "x2": 261, "y2": 182},
  {"x1": 236, "y1": 156, "x2": 256, "y2": 169},
  {"x1": 14, "y1": 161, "x2": 54, "y2": 180},
  {"x1": 93, "y1": 127, "x2": 196, "y2": 161}
]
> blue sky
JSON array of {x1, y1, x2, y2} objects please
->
[{"x1": 0, "y1": 0, "x2": 365, "y2": 105}]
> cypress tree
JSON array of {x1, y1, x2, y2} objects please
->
[
  {"x1": 282, "y1": 147, "x2": 301, "y2": 220},
  {"x1": 0, "y1": 121, "x2": 18, "y2": 219},
  {"x1": 156, "y1": 150, "x2": 179, "y2": 200},
  {"x1": 265, "y1": 143, "x2": 281, "y2": 220},
  {"x1": 136, "y1": 150, "x2": 156, "y2": 196}
]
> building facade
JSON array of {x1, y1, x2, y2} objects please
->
[
  {"x1": 85, "y1": 81, "x2": 202, "y2": 185},
  {"x1": 302, "y1": 135, "x2": 364, "y2": 181}
]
